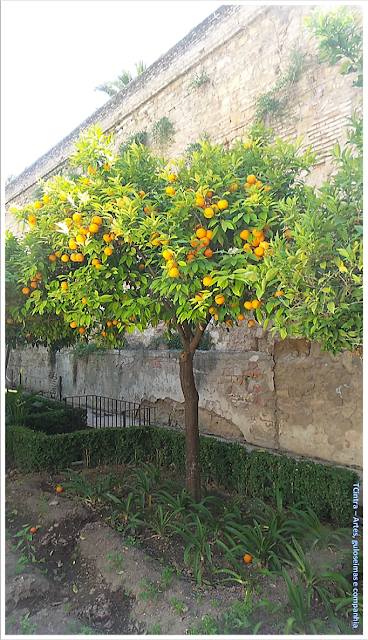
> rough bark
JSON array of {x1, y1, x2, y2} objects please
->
[{"x1": 179, "y1": 348, "x2": 201, "y2": 502}]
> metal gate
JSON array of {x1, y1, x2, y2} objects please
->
[{"x1": 63, "y1": 395, "x2": 156, "y2": 429}]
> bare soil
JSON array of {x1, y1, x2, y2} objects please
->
[{"x1": 5, "y1": 465, "x2": 360, "y2": 636}]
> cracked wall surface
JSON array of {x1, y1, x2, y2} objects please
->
[{"x1": 7, "y1": 334, "x2": 362, "y2": 469}]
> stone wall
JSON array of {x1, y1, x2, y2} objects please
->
[
  {"x1": 7, "y1": 331, "x2": 362, "y2": 470},
  {"x1": 4, "y1": 4, "x2": 363, "y2": 475},
  {"x1": 5, "y1": 3, "x2": 362, "y2": 235}
]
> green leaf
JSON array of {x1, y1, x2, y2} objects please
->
[
  {"x1": 327, "y1": 301, "x2": 335, "y2": 313},
  {"x1": 265, "y1": 267, "x2": 279, "y2": 281}
]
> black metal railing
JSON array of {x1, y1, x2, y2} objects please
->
[{"x1": 63, "y1": 395, "x2": 156, "y2": 429}]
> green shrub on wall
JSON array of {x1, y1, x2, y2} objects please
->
[{"x1": 6, "y1": 425, "x2": 358, "y2": 526}]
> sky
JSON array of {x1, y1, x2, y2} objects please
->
[{"x1": 1, "y1": 0, "x2": 224, "y2": 182}]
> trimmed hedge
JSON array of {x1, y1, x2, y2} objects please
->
[{"x1": 6, "y1": 424, "x2": 359, "y2": 526}]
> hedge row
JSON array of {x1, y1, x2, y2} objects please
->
[{"x1": 6, "y1": 424, "x2": 359, "y2": 526}]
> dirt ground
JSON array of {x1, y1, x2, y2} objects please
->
[{"x1": 4, "y1": 465, "x2": 359, "y2": 637}]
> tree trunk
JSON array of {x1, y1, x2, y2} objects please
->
[{"x1": 179, "y1": 349, "x2": 201, "y2": 502}]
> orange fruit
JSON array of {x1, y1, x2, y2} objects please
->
[
  {"x1": 238, "y1": 314, "x2": 245, "y2": 321},
  {"x1": 168, "y1": 267, "x2": 179, "y2": 278},
  {"x1": 60, "y1": 193, "x2": 67, "y2": 201},
  {"x1": 226, "y1": 319, "x2": 233, "y2": 326},
  {"x1": 212, "y1": 204, "x2": 219, "y2": 214},
  {"x1": 56, "y1": 486, "x2": 63, "y2": 493},
  {"x1": 104, "y1": 247, "x2": 113, "y2": 256},
  {"x1": 64, "y1": 217, "x2": 72, "y2": 227},
  {"x1": 247, "y1": 174, "x2": 257, "y2": 184},
  {"x1": 187, "y1": 253, "x2": 196, "y2": 261},
  {"x1": 195, "y1": 293, "x2": 203, "y2": 301},
  {"x1": 215, "y1": 294, "x2": 225, "y2": 305},
  {"x1": 204, "y1": 248, "x2": 213, "y2": 258},
  {"x1": 25, "y1": 333, "x2": 31, "y2": 339},
  {"x1": 139, "y1": 264, "x2": 145, "y2": 270},
  {"x1": 152, "y1": 239, "x2": 161, "y2": 246},
  {"x1": 240, "y1": 229, "x2": 250, "y2": 240},
  {"x1": 259, "y1": 241, "x2": 270, "y2": 250},
  {"x1": 162, "y1": 249, "x2": 174, "y2": 261},
  {"x1": 73, "y1": 213, "x2": 82, "y2": 223},
  {"x1": 196, "y1": 228, "x2": 207, "y2": 239},
  {"x1": 30, "y1": 527, "x2": 37, "y2": 534},
  {"x1": 253, "y1": 229, "x2": 264, "y2": 237},
  {"x1": 43, "y1": 194, "x2": 50, "y2": 204},
  {"x1": 88, "y1": 164, "x2": 96, "y2": 174},
  {"x1": 206, "y1": 230, "x2": 213, "y2": 240},
  {"x1": 112, "y1": 320, "x2": 118, "y2": 325},
  {"x1": 138, "y1": 190, "x2": 146, "y2": 198},
  {"x1": 248, "y1": 320, "x2": 255, "y2": 327},
  {"x1": 91, "y1": 258, "x2": 100, "y2": 266},
  {"x1": 200, "y1": 237, "x2": 210, "y2": 247},
  {"x1": 255, "y1": 180, "x2": 263, "y2": 188},
  {"x1": 69, "y1": 239, "x2": 78, "y2": 250},
  {"x1": 83, "y1": 178, "x2": 90, "y2": 185},
  {"x1": 244, "y1": 141, "x2": 251, "y2": 150},
  {"x1": 243, "y1": 243, "x2": 252, "y2": 252},
  {"x1": 244, "y1": 553, "x2": 253, "y2": 564},
  {"x1": 254, "y1": 246, "x2": 264, "y2": 257},
  {"x1": 168, "y1": 174, "x2": 177, "y2": 182},
  {"x1": 230, "y1": 183, "x2": 238, "y2": 191},
  {"x1": 75, "y1": 253, "x2": 84, "y2": 262},
  {"x1": 206, "y1": 191, "x2": 213, "y2": 198},
  {"x1": 204, "y1": 207, "x2": 214, "y2": 219},
  {"x1": 61, "y1": 254, "x2": 69, "y2": 262},
  {"x1": 30, "y1": 281, "x2": 37, "y2": 288},
  {"x1": 195, "y1": 196, "x2": 205, "y2": 207},
  {"x1": 91, "y1": 216, "x2": 102, "y2": 226},
  {"x1": 103, "y1": 163, "x2": 111, "y2": 170},
  {"x1": 244, "y1": 301, "x2": 252, "y2": 310},
  {"x1": 79, "y1": 226, "x2": 88, "y2": 235},
  {"x1": 218, "y1": 199, "x2": 228, "y2": 210},
  {"x1": 22, "y1": 287, "x2": 30, "y2": 294},
  {"x1": 54, "y1": 251, "x2": 61, "y2": 258},
  {"x1": 70, "y1": 253, "x2": 77, "y2": 262},
  {"x1": 70, "y1": 321, "x2": 77, "y2": 328},
  {"x1": 34, "y1": 201, "x2": 43, "y2": 209},
  {"x1": 76, "y1": 234, "x2": 85, "y2": 244},
  {"x1": 209, "y1": 307, "x2": 217, "y2": 314},
  {"x1": 49, "y1": 255, "x2": 56, "y2": 261},
  {"x1": 251, "y1": 239, "x2": 260, "y2": 247},
  {"x1": 107, "y1": 321, "x2": 113, "y2": 327},
  {"x1": 61, "y1": 282, "x2": 68, "y2": 290},
  {"x1": 89, "y1": 223, "x2": 99, "y2": 234},
  {"x1": 202, "y1": 276, "x2": 213, "y2": 287},
  {"x1": 264, "y1": 185, "x2": 271, "y2": 192},
  {"x1": 102, "y1": 330, "x2": 107, "y2": 337},
  {"x1": 190, "y1": 239, "x2": 199, "y2": 248},
  {"x1": 252, "y1": 300, "x2": 261, "y2": 309},
  {"x1": 79, "y1": 327, "x2": 85, "y2": 334},
  {"x1": 103, "y1": 234, "x2": 111, "y2": 243},
  {"x1": 28, "y1": 214, "x2": 37, "y2": 225},
  {"x1": 284, "y1": 229, "x2": 293, "y2": 239},
  {"x1": 165, "y1": 186, "x2": 175, "y2": 195}
]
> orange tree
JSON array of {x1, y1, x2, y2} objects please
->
[{"x1": 6, "y1": 123, "x2": 321, "y2": 500}]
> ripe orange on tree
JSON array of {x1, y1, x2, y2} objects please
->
[
  {"x1": 70, "y1": 321, "x2": 77, "y2": 328},
  {"x1": 89, "y1": 223, "x2": 99, "y2": 234},
  {"x1": 195, "y1": 195, "x2": 205, "y2": 207},
  {"x1": 49, "y1": 254, "x2": 56, "y2": 261},
  {"x1": 244, "y1": 301, "x2": 252, "y2": 310},
  {"x1": 206, "y1": 229, "x2": 213, "y2": 240},
  {"x1": 43, "y1": 194, "x2": 50, "y2": 204},
  {"x1": 218, "y1": 199, "x2": 228, "y2": 210},
  {"x1": 34, "y1": 201, "x2": 43, "y2": 209},
  {"x1": 247, "y1": 174, "x2": 257, "y2": 184},
  {"x1": 204, "y1": 248, "x2": 213, "y2": 258},
  {"x1": 169, "y1": 267, "x2": 180, "y2": 278},
  {"x1": 202, "y1": 276, "x2": 213, "y2": 287},
  {"x1": 22, "y1": 287, "x2": 30, "y2": 294},
  {"x1": 91, "y1": 215, "x2": 102, "y2": 226},
  {"x1": 69, "y1": 239, "x2": 78, "y2": 250},
  {"x1": 248, "y1": 320, "x2": 255, "y2": 327},
  {"x1": 28, "y1": 214, "x2": 37, "y2": 225},
  {"x1": 25, "y1": 333, "x2": 31, "y2": 339},
  {"x1": 79, "y1": 327, "x2": 85, "y2": 334},
  {"x1": 215, "y1": 294, "x2": 225, "y2": 305},
  {"x1": 168, "y1": 174, "x2": 177, "y2": 182},
  {"x1": 30, "y1": 281, "x2": 38, "y2": 288},
  {"x1": 204, "y1": 207, "x2": 214, "y2": 219},
  {"x1": 165, "y1": 186, "x2": 175, "y2": 195},
  {"x1": 75, "y1": 253, "x2": 84, "y2": 262},
  {"x1": 240, "y1": 229, "x2": 250, "y2": 240},
  {"x1": 88, "y1": 164, "x2": 96, "y2": 174},
  {"x1": 73, "y1": 213, "x2": 82, "y2": 223},
  {"x1": 61, "y1": 254, "x2": 69, "y2": 262},
  {"x1": 196, "y1": 228, "x2": 207, "y2": 239},
  {"x1": 238, "y1": 314, "x2": 245, "y2": 321},
  {"x1": 76, "y1": 234, "x2": 85, "y2": 244},
  {"x1": 252, "y1": 300, "x2": 261, "y2": 309},
  {"x1": 61, "y1": 282, "x2": 68, "y2": 290},
  {"x1": 104, "y1": 247, "x2": 113, "y2": 256}
]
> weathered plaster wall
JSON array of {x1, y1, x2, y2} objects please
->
[
  {"x1": 7, "y1": 334, "x2": 362, "y2": 470},
  {"x1": 4, "y1": 4, "x2": 363, "y2": 474}
]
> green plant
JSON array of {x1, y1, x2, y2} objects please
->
[
  {"x1": 254, "y1": 43, "x2": 306, "y2": 124},
  {"x1": 104, "y1": 551, "x2": 124, "y2": 573},
  {"x1": 5, "y1": 385, "x2": 41, "y2": 426},
  {"x1": 221, "y1": 596, "x2": 264, "y2": 634},
  {"x1": 200, "y1": 614, "x2": 222, "y2": 635},
  {"x1": 138, "y1": 578, "x2": 158, "y2": 601},
  {"x1": 170, "y1": 596, "x2": 185, "y2": 615},
  {"x1": 119, "y1": 131, "x2": 148, "y2": 155},
  {"x1": 184, "y1": 132, "x2": 210, "y2": 159},
  {"x1": 171, "y1": 515, "x2": 213, "y2": 585},
  {"x1": 161, "y1": 566, "x2": 175, "y2": 589},
  {"x1": 20, "y1": 612, "x2": 37, "y2": 635},
  {"x1": 189, "y1": 70, "x2": 209, "y2": 91},
  {"x1": 142, "y1": 505, "x2": 175, "y2": 538},
  {"x1": 62, "y1": 468, "x2": 114, "y2": 506},
  {"x1": 303, "y1": 6, "x2": 362, "y2": 87},
  {"x1": 12, "y1": 524, "x2": 37, "y2": 565},
  {"x1": 148, "y1": 622, "x2": 162, "y2": 635},
  {"x1": 72, "y1": 341, "x2": 108, "y2": 361},
  {"x1": 106, "y1": 491, "x2": 136, "y2": 525},
  {"x1": 95, "y1": 61, "x2": 146, "y2": 97},
  {"x1": 65, "y1": 603, "x2": 71, "y2": 614},
  {"x1": 151, "y1": 116, "x2": 175, "y2": 150}
]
